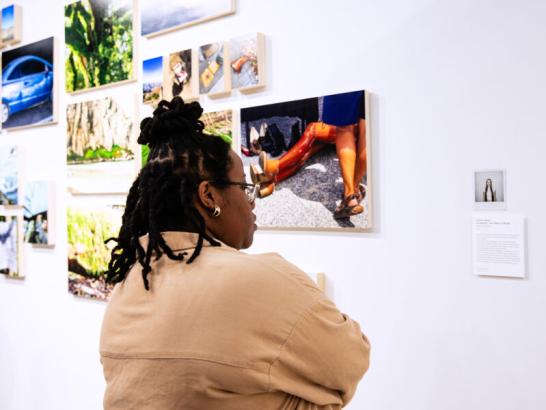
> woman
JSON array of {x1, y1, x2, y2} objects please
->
[
  {"x1": 100, "y1": 98, "x2": 370, "y2": 409},
  {"x1": 483, "y1": 178, "x2": 497, "y2": 202}
]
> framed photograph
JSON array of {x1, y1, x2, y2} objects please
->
[
  {"x1": 141, "y1": 0, "x2": 236, "y2": 38},
  {"x1": 1, "y1": 37, "x2": 57, "y2": 131},
  {"x1": 65, "y1": 0, "x2": 135, "y2": 93},
  {"x1": 199, "y1": 42, "x2": 230, "y2": 97},
  {"x1": 1, "y1": 5, "x2": 22, "y2": 46},
  {"x1": 0, "y1": 212, "x2": 23, "y2": 279},
  {"x1": 201, "y1": 109, "x2": 236, "y2": 149},
  {"x1": 140, "y1": 108, "x2": 236, "y2": 167},
  {"x1": 67, "y1": 200, "x2": 122, "y2": 301},
  {"x1": 228, "y1": 33, "x2": 266, "y2": 92},
  {"x1": 142, "y1": 56, "x2": 163, "y2": 106},
  {"x1": 66, "y1": 96, "x2": 136, "y2": 194},
  {"x1": 241, "y1": 89, "x2": 371, "y2": 231},
  {"x1": 0, "y1": 145, "x2": 22, "y2": 207},
  {"x1": 23, "y1": 181, "x2": 55, "y2": 246},
  {"x1": 474, "y1": 169, "x2": 506, "y2": 210},
  {"x1": 163, "y1": 49, "x2": 198, "y2": 102}
]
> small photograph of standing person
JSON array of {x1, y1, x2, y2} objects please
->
[{"x1": 474, "y1": 169, "x2": 506, "y2": 207}]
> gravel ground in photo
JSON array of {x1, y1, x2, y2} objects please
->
[{"x1": 252, "y1": 146, "x2": 369, "y2": 230}]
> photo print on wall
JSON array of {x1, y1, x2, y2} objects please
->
[
  {"x1": 241, "y1": 90, "x2": 371, "y2": 231},
  {"x1": 163, "y1": 49, "x2": 198, "y2": 102},
  {"x1": 0, "y1": 145, "x2": 21, "y2": 206},
  {"x1": 474, "y1": 169, "x2": 506, "y2": 210},
  {"x1": 201, "y1": 109, "x2": 234, "y2": 147},
  {"x1": 142, "y1": 56, "x2": 163, "y2": 105},
  {"x1": 199, "y1": 42, "x2": 230, "y2": 97},
  {"x1": 67, "y1": 201, "x2": 122, "y2": 301},
  {"x1": 23, "y1": 181, "x2": 55, "y2": 246},
  {"x1": 65, "y1": 0, "x2": 134, "y2": 93},
  {"x1": 141, "y1": 109, "x2": 235, "y2": 166},
  {"x1": 229, "y1": 33, "x2": 265, "y2": 92},
  {"x1": 1, "y1": 37, "x2": 56, "y2": 131},
  {"x1": 141, "y1": 0, "x2": 235, "y2": 38},
  {"x1": 0, "y1": 213, "x2": 23, "y2": 279},
  {"x1": 66, "y1": 96, "x2": 136, "y2": 194},
  {"x1": 1, "y1": 5, "x2": 22, "y2": 46}
]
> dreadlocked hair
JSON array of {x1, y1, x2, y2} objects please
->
[{"x1": 105, "y1": 97, "x2": 232, "y2": 290}]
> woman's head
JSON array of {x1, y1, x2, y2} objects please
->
[
  {"x1": 485, "y1": 178, "x2": 493, "y2": 189},
  {"x1": 106, "y1": 97, "x2": 257, "y2": 289}
]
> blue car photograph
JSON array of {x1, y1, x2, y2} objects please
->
[{"x1": 1, "y1": 36, "x2": 55, "y2": 130}]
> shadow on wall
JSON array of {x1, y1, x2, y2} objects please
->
[{"x1": 0, "y1": 326, "x2": 15, "y2": 408}]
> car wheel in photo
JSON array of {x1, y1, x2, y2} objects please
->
[{"x1": 1, "y1": 103, "x2": 9, "y2": 124}]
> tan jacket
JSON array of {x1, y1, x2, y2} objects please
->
[{"x1": 100, "y1": 232, "x2": 370, "y2": 409}]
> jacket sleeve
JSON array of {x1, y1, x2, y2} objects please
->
[{"x1": 268, "y1": 296, "x2": 370, "y2": 407}]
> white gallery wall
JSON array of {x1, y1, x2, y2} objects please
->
[{"x1": 1, "y1": 0, "x2": 545, "y2": 408}]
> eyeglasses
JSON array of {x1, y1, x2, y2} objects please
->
[
  {"x1": 226, "y1": 181, "x2": 259, "y2": 203},
  {"x1": 210, "y1": 180, "x2": 259, "y2": 203}
]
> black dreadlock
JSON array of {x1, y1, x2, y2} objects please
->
[{"x1": 105, "y1": 97, "x2": 232, "y2": 290}]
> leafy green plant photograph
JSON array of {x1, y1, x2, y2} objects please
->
[
  {"x1": 202, "y1": 110, "x2": 233, "y2": 145},
  {"x1": 65, "y1": 0, "x2": 134, "y2": 93},
  {"x1": 140, "y1": 110, "x2": 233, "y2": 167},
  {"x1": 67, "y1": 205, "x2": 122, "y2": 300}
]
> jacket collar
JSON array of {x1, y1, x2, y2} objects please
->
[{"x1": 138, "y1": 231, "x2": 224, "y2": 252}]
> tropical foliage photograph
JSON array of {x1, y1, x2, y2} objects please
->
[
  {"x1": 67, "y1": 205, "x2": 122, "y2": 300},
  {"x1": 141, "y1": 109, "x2": 233, "y2": 167},
  {"x1": 65, "y1": 0, "x2": 134, "y2": 93},
  {"x1": 201, "y1": 110, "x2": 233, "y2": 146}
]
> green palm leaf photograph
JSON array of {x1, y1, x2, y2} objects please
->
[{"x1": 65, "y1": 0, "x2": 134, "y2": 93}]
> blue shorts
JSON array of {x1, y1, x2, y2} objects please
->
[{"x1": 321, "y1": 90, "x2": 365, "y2": 126}]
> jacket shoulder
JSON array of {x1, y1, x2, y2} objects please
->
[{"x1": 208, "y1": 247, "x2": 323, "y2": 304}]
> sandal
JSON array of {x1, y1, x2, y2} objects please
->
[
  {"x1": 258, "y1": 181, "x2": 275, "y2": 198},
  {"x1": 334, "y1": 194, "x2": 364, "y2": 219},
  {"x1": 355, "y1": 183, "x2": 366, "y2": 203},
  {"x1": 250, "y1": 163, "x2": 270, "y2": 184}
]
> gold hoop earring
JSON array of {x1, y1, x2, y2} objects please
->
[{"x1": 212, "y1": 205, "x2": 221, "y2": 218}]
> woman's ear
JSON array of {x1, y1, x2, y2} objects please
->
[{"x1": 196, "y1": 180, "x2": 216, "y2": 210}]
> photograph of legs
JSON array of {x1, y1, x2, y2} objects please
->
[
  {"x1": 229, "y1": 33, "x2": 265, "y2": 92},
  {"x1": 241, "y1": 90, "x2": 370, "y2": 230}
]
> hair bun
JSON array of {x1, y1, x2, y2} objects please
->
[{"x1": 137, "y1": 97, "x2": 205, "y2": 147}]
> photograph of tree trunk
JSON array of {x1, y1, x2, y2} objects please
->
[
  {"x1": 66, "y1": 97, "x2": 135, "y2": 194},
  {"x1": 64, "y1": 0, "x2": 134, "y2": 93}
]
